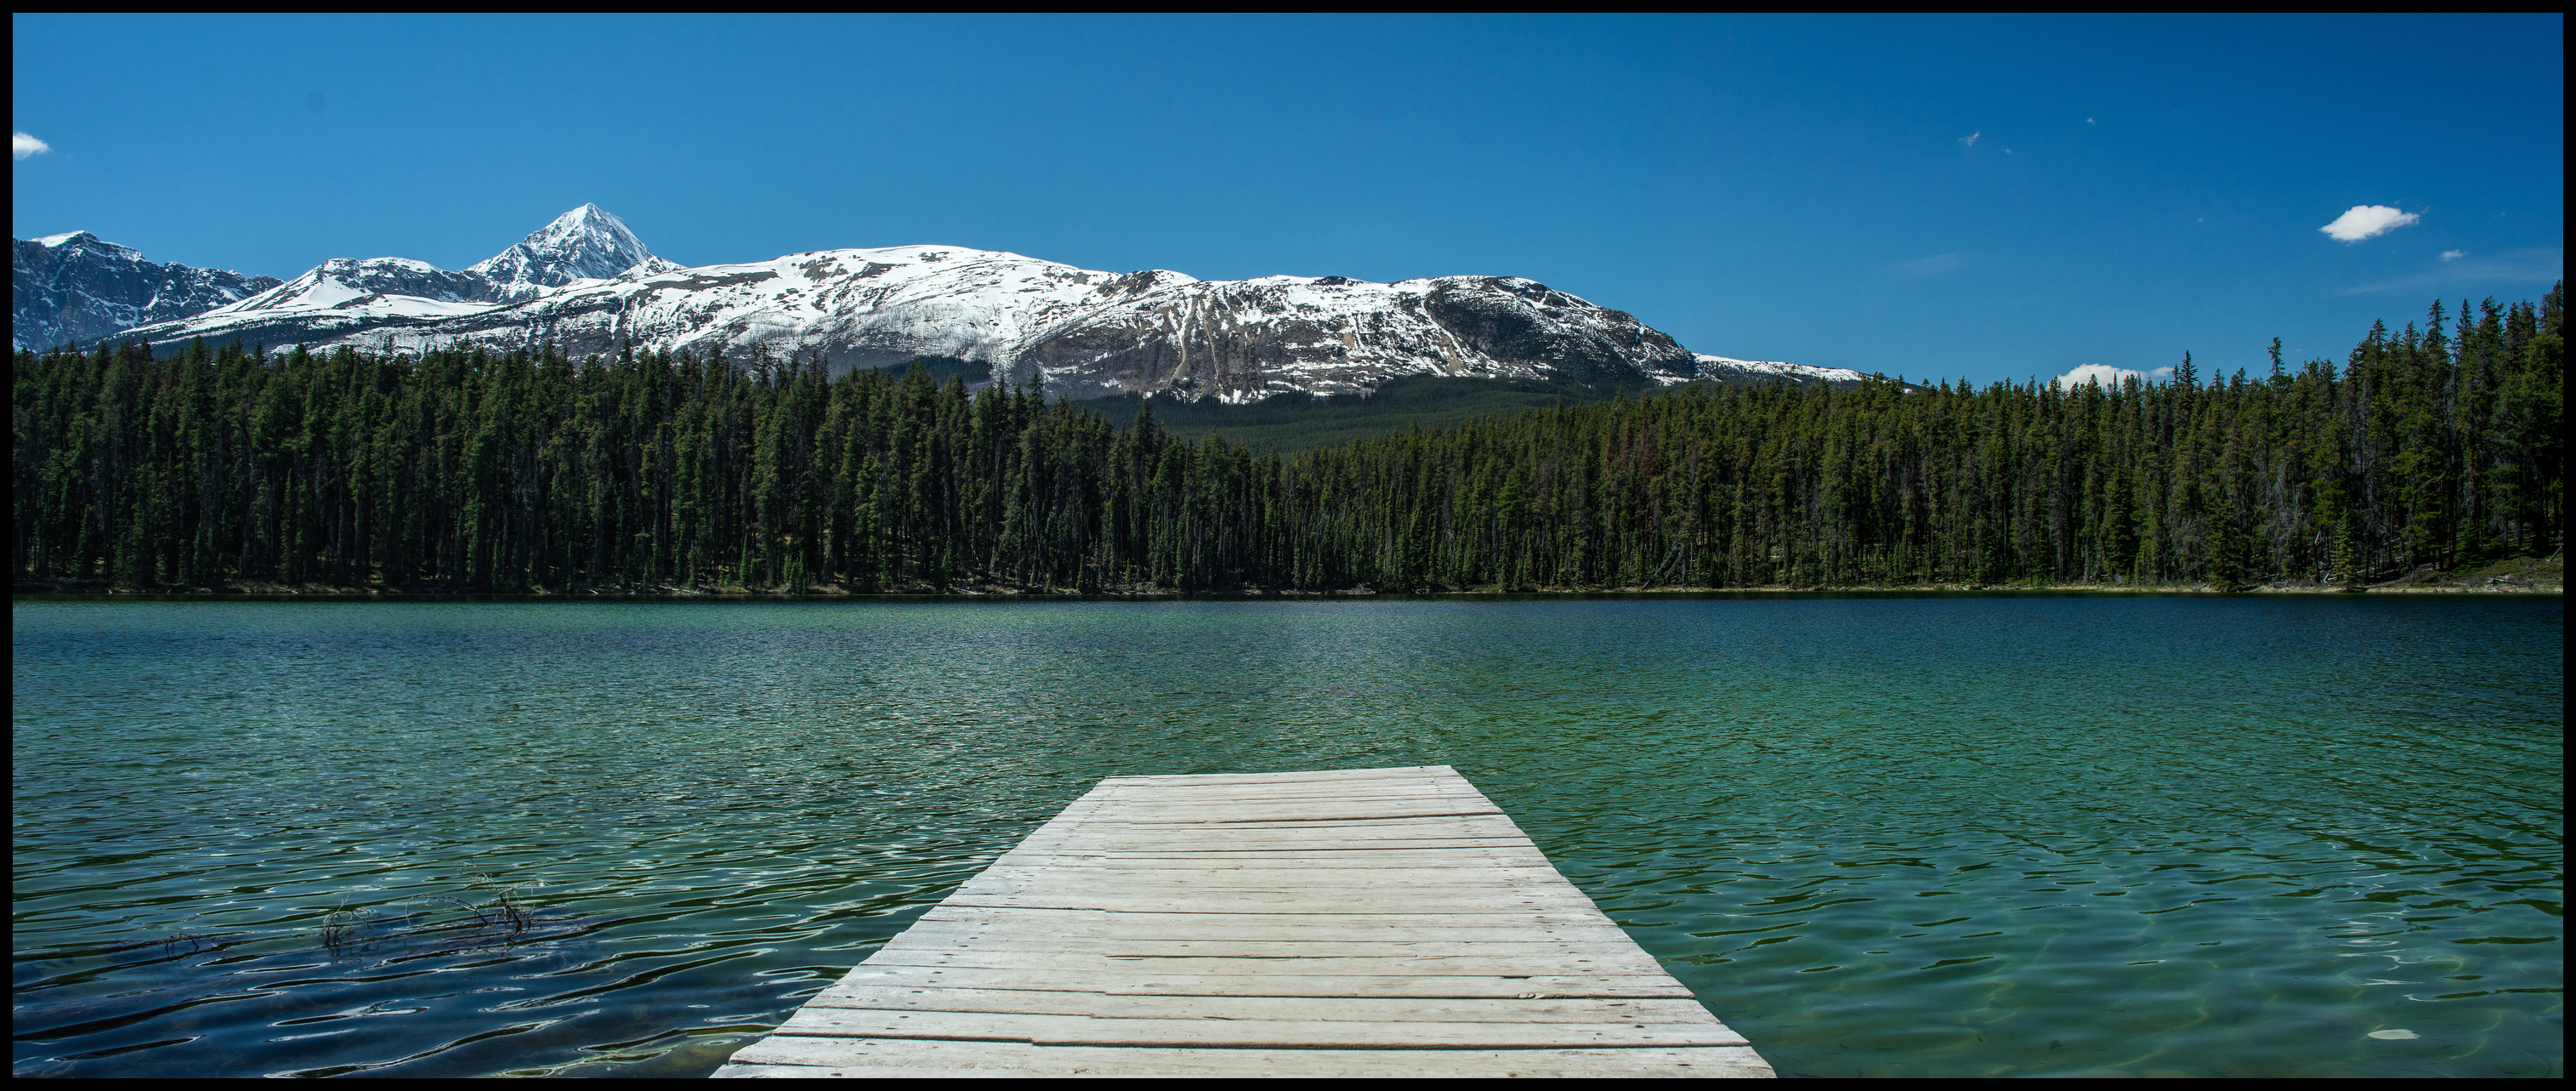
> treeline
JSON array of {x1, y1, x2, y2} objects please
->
[{"x1": 11, "y1": 287, "x2": 2561, "y2": 592}]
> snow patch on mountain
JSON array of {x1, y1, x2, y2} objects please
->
[
  {"x1": 182, "y1": 205, "x2": 684, "y2": 329},
  {"x1": 13, "y1": 231, "x2": 282, "y2": 350},
  {"x1": 33, "y1": 231, "x2": 139, "y2": 257},
  {"x1": 224, "y1": 258, "x2": 496, "y2": 315},
  {"x1": 1692, "y1": 353, "x2": 1877, "y2": 388},
  {"x1": 128, "y1": 219, "x2": 1701, "y2": 401},
  {"x1": 88, "y1": 204, "x2": 1885, "y2": 402},
  {"x1": 464, "y1": 204, "x2": 678, "y2": 301}
]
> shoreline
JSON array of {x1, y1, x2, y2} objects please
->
[{"x1": 13, "y1": 582, "x2": 2561, "y2": 603}]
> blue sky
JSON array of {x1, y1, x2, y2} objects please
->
[{"x1": 11, "y1": 14, "x2": 2563, "y2": 384}]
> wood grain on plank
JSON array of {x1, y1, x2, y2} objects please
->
[
  {"x1": 937, "y1": 895, "x2": 1609, "y2": 915},
  {"x1": 1098, "y1": 766, "x2": 1452, "y2": 785},
  {"x1": 722, "y1": 1037, "x2": 1774, "y2": 1077},
  {"x1": 885, "y1": 931, "x2": 1644, "y2": 949},
  {"x1": 712, "y1": 766, "x2": 1770, "y2": 1077},
  {"x1": 803, "y1": 987, "x2": 1721, "y2": 1023},
  {"x1": 772, "y1": 1007, "x2": 1750, "y2": 1048},
  {"x1": 869, "y1": 938, "x2": 1669, "y2": 961},
  {"x1": 912, "y1": 908, "x2": 1620, "y2": 929},
  {"x1": 825, "y1": 964, "x2": 1701, "y2": 997}
]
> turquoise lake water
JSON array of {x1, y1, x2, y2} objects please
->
[{"x1": 11, "y1": 595, "x2": 2563, "y2": 1077}]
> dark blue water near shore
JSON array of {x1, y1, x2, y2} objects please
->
[{"x1": 12, "y1": 595, "x2": 2563, "y2": 1077}]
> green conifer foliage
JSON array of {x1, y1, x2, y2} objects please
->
[{"x1": 10, "y1": 287, "x2": 2562, "y2": 592}]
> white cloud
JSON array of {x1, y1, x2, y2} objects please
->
[
  {"x1": 2055, "y1": 364, "x2": 2173, "y2": 390},
  {"x1": 2319, "y1": 205, "x2": 2420, "y2": 242},
  {"x1": 2439, "y1": 249, "x2": 2465, "y2": 262},
  {"x1": 12, "y1": 132, "x2": 49, "y2": 160},
  {"x1": 2086, "y1": 117, "x2": 2097, "y2": 125},
  {"x1": 1958, "y1": 132, "x2": 1980, "y2": 148}
]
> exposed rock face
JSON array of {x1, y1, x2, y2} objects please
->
[
  {"x1": 184, "y1": 204, "x2": 687, "y2": 327},
  {"x1": 236, "y1": 257, "x2": 497, "y2": 310},
  {"x1": 11, "y1": 205, "x2": 683, "y2": 353},
  {"x1": 119, "y1": 224, "x2": 1701, "y2": 400},
  {"x1": 1422, "y1": 278, "x2": 1670, "y2": 386},
  {"x1": 996, "y1": 270, "x2": 1696, "y2": 400},
  {"x1": 11, "y1": 232, "x2": 281, "y2": 351},
  {"x1": 65, "y1": 204, "x2": 1879, "y2": 401},
  {"x1": 463, "y1": 204, "x2": 679, "y2": 301},
  {"x1": 1688, "y1": 354, "x2": 1881, "y2": 389}
]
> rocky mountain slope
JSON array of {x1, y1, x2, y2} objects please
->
[
  {"x1": 1689, "y1": 354, "x2": 1875, "y2": 388},
  {"x1": 33, "y1": 204, "x2": 1889, "y2": 401},
  {"x1": 462, "y1": 203, "x2": 680, "y2": 301},
  {"x1": 13, "y1": 233, "x2": 281, "y2": 351},
  {"x1": 118, "y1": 214, "x2": 1704, "y2": 401}
]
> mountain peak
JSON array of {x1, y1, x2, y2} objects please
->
[
  {"x1": 28, "y1": 230, "x2": 142, "y2": 261},
  {"x1": 14, "y1": 231, "x2": 280, "y2": 351},
  {"x1": 465, "y1": 204, "x2": 676, "y2": 298}
]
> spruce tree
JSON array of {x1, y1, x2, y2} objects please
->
[
  {"x1": 10, "y1": 286, "x2": 2561, "y2": 594},
  {"x1": 2332, "y1": 518, "x2": 2362, "y2": 591}
]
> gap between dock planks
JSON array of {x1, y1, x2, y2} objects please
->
[{"x1": 714, "y1": 765, "x2": 1773, "y2": 1078}]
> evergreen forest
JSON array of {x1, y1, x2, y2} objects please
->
[{"x1": 12, "y1": 287, "x2": 2561, "y2": 594}]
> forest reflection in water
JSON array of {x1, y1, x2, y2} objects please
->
[{"x1": 10, "y1": 594, "x2": 2563, "y2": 1077}]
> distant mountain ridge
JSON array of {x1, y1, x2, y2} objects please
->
[
  {"x1": 186, "y1": 203, "x2": 681, "y2": 320},
  {"x1": 1690, "y1": 354, "x2": 1880, "y2": 387},
  {"x1": 18, "y1": 204, "x2": 1891, "y2": 400},
  {"x1": 12, "y1": 233, "x2": 281, "y2": 352}
]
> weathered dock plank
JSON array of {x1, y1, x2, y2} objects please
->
[
  {"x1": 713, "y1": 765, "x2": 1772, "y2": 1078},
  {"x1": 723, "y1": 1039, "x2": 1774, "y2": 1078},
  {"x1": 824, "y1": 966, "x2": 1701, "y2": 998}
]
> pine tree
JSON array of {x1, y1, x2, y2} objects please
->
[
  {"x1": 11, "y1": 287, "x2": 2561, "y2": 594},
  {"x1": 2332, "y1": 518, "x2": 2361, "y2": 591}
]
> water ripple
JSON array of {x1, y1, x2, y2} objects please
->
[{"x1": 12, "y1": 595, "x2": 2562, "y2": 1077}]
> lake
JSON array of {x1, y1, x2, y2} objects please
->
[{"x1": 11, "y1": 594, "x2": 2563, "y2": 1077}]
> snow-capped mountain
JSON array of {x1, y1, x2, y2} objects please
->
[
  {"x1": 72, "y1": 204, "x2": 1889, "y2": 401},
  {"x1": 1689, "y1": 354, "x2": 1880, "y2": 389},
  {"x1": 204, "y1": 203, "x2": 683, "y2": 320},
  {"x1": 222, "y1": 257, "x2": 498, "y2": 316},
  {"x1": 120, "y1": 207, "x2": 1703, "y2": 400},
  {"x1": 9, "y1": 205, "x2": 673, "y2": 352},
  {"x1": 12, "y1": 232, "x2": 281, "y2": 351},
  {"x1": 465, "y1": 204, "x2": 679, "y2": 301}
]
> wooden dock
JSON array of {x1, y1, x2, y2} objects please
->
[{"x1": 715, "y1": 765, "x2": 1773, "y2": 1077}]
